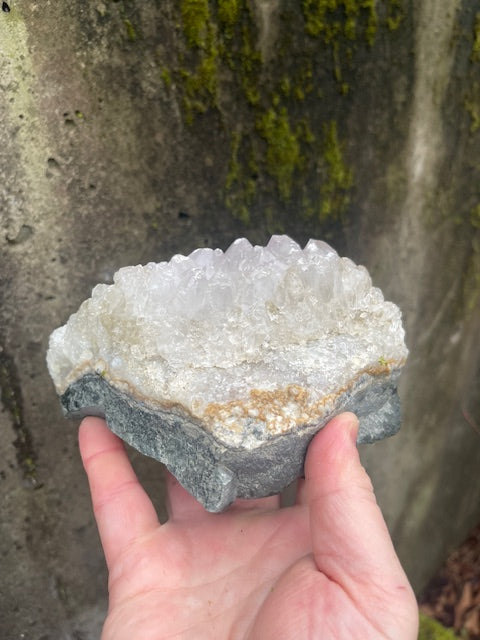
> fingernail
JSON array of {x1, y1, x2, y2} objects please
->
[{"x1": 343, "y1": 412, "x2": 359, "y2": 444}]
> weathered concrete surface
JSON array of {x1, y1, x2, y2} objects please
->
[
  {"x1": 1, "y1": 1, "x2": 479, "y2": 637},
  {"x1": 354, "y1": 0, "x2": 480, "y2": 593}
]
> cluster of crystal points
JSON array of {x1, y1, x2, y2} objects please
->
[{"x1": 47, "y1": 236, "x2": 407, "y2": 449}]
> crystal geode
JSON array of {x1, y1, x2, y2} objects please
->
[{"x1": 47, "y1": 235, "x2": 407, "y2": 511}]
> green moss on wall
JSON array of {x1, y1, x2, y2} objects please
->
[
  {"x1": 386, "y1": 0, "x2": 404, "y2": 31},
  {"x1": 239, "y1": 20, "x2": 262, "y2": 105},
  {"x1": 471, "y1": 11, "x2": 480, "y2": 63},
  {"x1": 178, "y1": 0, "x2": 219, "y2": 122},
  {"x1": 471, "y1": 203, "x2": 480, "y2": 228},
  {"x1": 418, "y1": 613, "x2": 457, "y2": 640},
  {"x1": 256, "y1": 106, "x2": 301, "y2": 200},
  {"x1": 302, "y1": 0, "x2": 378, "y2": 46},
  {"x1": 300, "y1": 0, "x2": 382, "y2": 94},
  {"x1": 105, "y1": 1, "x2": 141, "y2": 43},
  {"x1": 123, "y1": 18, "x2": 137, "y2": 41},
  {"x1": 464, "y1": 12, "x2": 480, "y2": 139},
  {"x1": 177, "y1": 0, "x2": 262, "y2": 123},
  {"x1": 163, "y1": 1, "x2": 404, "y2": 225},
  {"x1": 218, "y1": 0, "x2": 240, "y2": 33},
  {"x1": 464, "y1": 14, "x2": 480, "y2": 132},
  {"x1": 181, "y1": 0, "x2": 211, "y2": 48},
  {"x1": 320, "y1": 120, "x2": 354, "y2": 220},
  {"x1": 464, "y1": 90, "x2": 480, "y2": 133},
  {"x1": 225, "y1": 130, "x2": 258, "y2": 223},
  {"x1": 160, "y1": 68, "x2": 172, "y2": 88},
  {"x1": 181, "y1": 47, "x2": 219, "y2": 124}
]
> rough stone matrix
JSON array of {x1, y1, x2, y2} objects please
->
[{"x1": 47, "y1": 235, "x2": 407, "y2": 511}]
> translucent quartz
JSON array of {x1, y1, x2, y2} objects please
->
[{"x1": 47, "y1": 236, "x2": 407, "y2": 448}]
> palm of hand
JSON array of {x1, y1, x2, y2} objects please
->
[{"x1": 79, "y1": 415, "x2": 418, "y2": 640}]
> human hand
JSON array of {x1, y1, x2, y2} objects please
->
[{"x1": 79, "y1": 412, "x2": 418, "y2": 639}]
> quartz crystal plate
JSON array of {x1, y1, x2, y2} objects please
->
[{"x1": 47, "y1": 235, "x2": 408, "y2": 511}]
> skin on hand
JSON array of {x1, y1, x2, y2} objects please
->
[{"x1": 78, "y1": 413, "x2": 419, "y2": 640}]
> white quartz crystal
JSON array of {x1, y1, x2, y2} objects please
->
[{"x1": 47, "y1": 236, "x2": 407, "y2": 448}]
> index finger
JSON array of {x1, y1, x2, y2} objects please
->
[{"x1": 79, "y1": 417, "x2": 160, "y2": 569}]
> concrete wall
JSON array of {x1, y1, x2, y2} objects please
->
[{"x1": 1, "y1": 1, "x2": 479, "y2": 637}]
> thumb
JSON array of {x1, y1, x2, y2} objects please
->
[{"x1": 305, "y1": 412, "x2": 411, "y2": 595}]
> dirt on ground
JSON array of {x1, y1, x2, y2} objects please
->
[{"x1": 419, "y1": 522, "x2": 480, "y2": 638}]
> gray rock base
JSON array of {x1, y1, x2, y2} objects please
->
[{"x1": 60, "y1": 372, "x2": 402, "y2": 512}]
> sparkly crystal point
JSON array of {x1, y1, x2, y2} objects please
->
[{"x1": 47, "y1": 236, "x2": 407, "y2": 511}]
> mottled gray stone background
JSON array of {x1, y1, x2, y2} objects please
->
[{"x1": 1, "y1": 1, "x2": 479, "y2": 638}]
